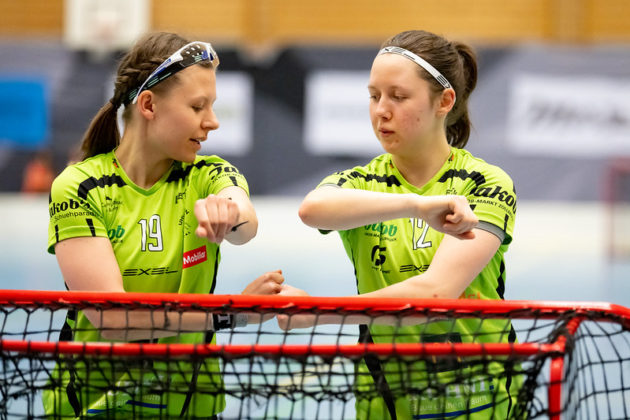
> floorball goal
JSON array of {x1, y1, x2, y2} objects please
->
[{"x1": 1, "y1": 290, "x2": 629, "y2": 419}]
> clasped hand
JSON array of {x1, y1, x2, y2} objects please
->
[
  {"x1": 418, "y1": 195, "x2": 478, "y2": 240},
  {"x1": 194, "y1": 195, "x2": 240, "y2": 243}
]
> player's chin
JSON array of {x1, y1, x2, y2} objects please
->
[
  {"x1": 180, "y1": 154, "x2": 197, "y2": 163},
  {"x1": 178, "y1": 148, "x2": 199, "y2": 163},
  {"x1": 179, "y1": 140, "x2": 202, "y2": 162},
  {"x1": 377, "y1": 137, "x2": 400, "y2": 154}
]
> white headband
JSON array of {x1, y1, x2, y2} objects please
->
[{"x1": 378, "y1": 46, "x2": 453, "y2": 91}]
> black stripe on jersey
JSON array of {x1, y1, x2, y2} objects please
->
[
  {"x1": 437, "y1": 169, "x2": 486, "y2": 187},
  {"x1": 55, "y1": 224, "x2": 60, "y2": 243},
  {"x1": 203, "y1": 247, "x2": 221, "y2": 345},
  {"x1": 504, "y1": 214, "x2": 509, "y2": 232},
  {"x1": 208, "y1": 247, "x2": 220, "y2": 295},
  {"x1": 348, "y1": 241, "x2": 398, "y2": 418},
  {"x1": 180, "y1": 361, "x2": 201, "y2": 416},
  {"x1": 77, "y1": 174, "x2": 126, "y2": 200},
  {"x1": 338, "y1": 171, "x2": 401, "y2": 187},
  {"x1": 494, "y1": 257, "x2": 518, "y2": 416},
  {"x1": 183, "y1": 248, "x2": 221, "y2": 416},
  {"x1": 85, "y1": 218, "x2": 96, "y2": 237},
  {"x1": 359, "y1": 325, "x2": 398, "y2": 420},
  {"x1": 59, "y1": 311, "x2": 76, "y2": 341},
  {"x1": 66, "y1": 369, "x2": 82, "y2": 416},
  {"x1": 58, "y1": 307, "x2": 81, "y2": 416},
  {"x1": 167, "y1": 160, "x2": 235, "y2": 184},
  {"x1": 495, "y1": 260, "x2": 506, "y2": 299}
]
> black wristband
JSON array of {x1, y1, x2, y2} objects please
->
[{"x1": 212, "y1": 313, "x2": 234, "y2": 330}]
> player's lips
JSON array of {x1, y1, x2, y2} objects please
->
[{"x1": 379, "y1": 128, "x2": 394, "y2": 136}]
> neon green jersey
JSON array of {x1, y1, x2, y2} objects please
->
[
  {"x1": 317, "y1": 149, "x2": 523, "y2": 419},
  {"x1": 44, "y1": 151, "x2": 249, "y2": 418}
]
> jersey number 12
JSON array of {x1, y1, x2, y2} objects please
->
[{"x1": 409, "y1": 218, "x2": 432, "y2": 250}]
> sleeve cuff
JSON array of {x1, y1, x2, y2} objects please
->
[{"x1": 476, "y1": 221, "x2": 506, "y2": 243}]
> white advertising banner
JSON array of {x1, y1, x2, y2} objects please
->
[
  {"x1": 200, "y1": 71, "x2": 254, "y2": 156},
  {"x1": 507, "y1": 74, "x2": 630, "y2": 156},
  {"x1": 304, "y1": 71, "x2": 381, "y2": 156}
]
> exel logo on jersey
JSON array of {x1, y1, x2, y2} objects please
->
[
  {"x1": 122, "y1": 267, "x2": 178, "y2": 276},
  {"x1": 399, "y1": 263, "x2": 430, "y2": 273}
]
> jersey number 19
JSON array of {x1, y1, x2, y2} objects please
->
[{"x1": 138, "y1": 215, "x2": 164, "y2": 252}]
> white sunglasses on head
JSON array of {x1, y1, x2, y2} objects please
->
[{"x1": 129, "y1": 41, "x2": 219, "y2": 104}]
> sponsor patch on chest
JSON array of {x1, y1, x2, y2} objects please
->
[{"x1": 183, "y1": 245, "x2": 207, "y2": 268}]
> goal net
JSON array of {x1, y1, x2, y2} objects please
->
[{"x1": 1, "y1": 290, "x2": 629, "y2": 419}]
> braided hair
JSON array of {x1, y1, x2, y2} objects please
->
[{"x1": 79, "y1": 32, "x2": 214, "y2": 160}]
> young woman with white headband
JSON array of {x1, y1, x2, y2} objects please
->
[
  {"x1": 44, "y1": 32, "x2": 285, "y2": 418},
  {"x1": 285, "y1": 30, "x2": 520, "y2": 419}
]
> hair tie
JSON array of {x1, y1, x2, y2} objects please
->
[{"x1": 109, "y1": 97, "x2": 120, "y2": 109}]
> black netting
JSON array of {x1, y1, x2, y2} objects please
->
[{"x1": 0, "y1": 294, "x2": 628, "y2": 419}]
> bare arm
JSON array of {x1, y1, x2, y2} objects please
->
[
  {"x1": 360, "y1": 229, "x2": 500, "y2": 299},
  {"x1": 194, "y1": 186, "x2": 258, "y2": 245},
  {"x1": 55, "y1": 237, "x2": 212, "y2": 340},
  {"x1": 278, "y1": 229, "x2": 501, "y2": 330},
  {"x1": 299, "y1": 186, "x2": 477, "y2": 239},
  {"x1": 56, "y1": 236, "x2": 281, "y2": 340}
]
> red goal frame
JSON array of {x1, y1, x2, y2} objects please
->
[{"x1": 1, "y1": 289, "x2": 629, "y2": 419}]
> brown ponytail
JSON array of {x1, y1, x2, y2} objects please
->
[
  {"x1": 381, "y1": 31, "x2": 478, "y2": 148},
  {"x1": 79, "y1": 101, "x2": 121, "y2": 160}
]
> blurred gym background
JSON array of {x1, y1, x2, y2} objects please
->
[{"x1": 0, "y1": 0, "x2": 629, "y2": 305}]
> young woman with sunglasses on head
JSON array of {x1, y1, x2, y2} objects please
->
[
  {"x1": 44, "y1": 32, "x2": 284, "y2": 418},
  {"x1": 285, "y1": 30, "x2": 521, "y2": 419}
]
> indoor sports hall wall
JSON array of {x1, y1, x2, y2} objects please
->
[
  {"x1": 0, "y1": 41, "x2": 628, "y2": 201},
  {"x1": 1, "y1": 0, "x2": 630, "y2": 197},
  {"x1": 2, "y1": 0, "x2": 630, "y2": 44}
]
